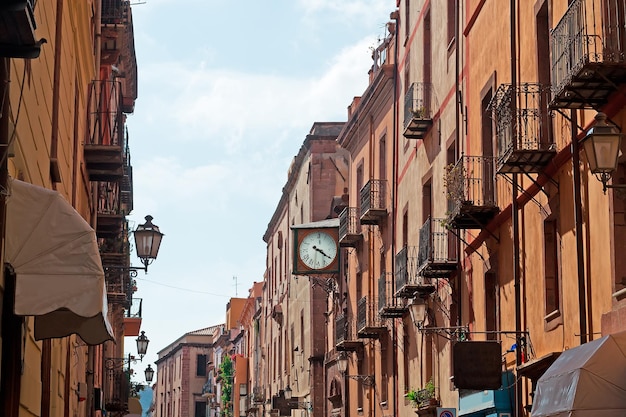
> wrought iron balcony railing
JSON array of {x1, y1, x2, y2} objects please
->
[
  {"x1": 339, "y1": 207, "x2": 362, "y2": 246},
  {"x1": 550, "y1": 0, "x2": 626, "y2": 108},
  {"x1": 395, "y1": 245, "x2": 436, "y2": 298},
  {"x1": 335, "y1": 313, "x2": 361, "y2": 351},
  {"x1": 418, "y1": 217, "x2": 458, "y2": 278},
  {"x1": 85, "y1": 80, "x2": 127, "y2": 181},
  {"x1": 104, "y1": 370, "x2": 130, "y2": 412},
  {"x1": 356, "y1": 296, "x2": 386, "y2": 338},
  {"x1": 378, "y1": 272, "x2": 406, "y2": 318},
  {"x1": 403, "y1": 82, "x2": 435, "y2": 139},
  {"x1": 360, "y1": 179, "x2": 387, "y2": 225},
  {"x1": 490, "y1": 83, "x2": 556, "y2": 173},
  {"x1": 445, "y1": 156, "x2": 499, "y2": 229}
]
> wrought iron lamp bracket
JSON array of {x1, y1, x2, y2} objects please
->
[{"x1": 346, "y1": 375, "x2": 375, "y2": 386}]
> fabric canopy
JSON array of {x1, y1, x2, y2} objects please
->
[
  {"x1": 531, "y1": 331, "x2": 626, "y2": 417},
  {"x1": 5, "y1": 178, "x2": 114, "y2": 345}
]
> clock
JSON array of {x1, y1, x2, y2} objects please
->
[{"x1": 293, "y1": 227, "x2": 339, "y2": 274}]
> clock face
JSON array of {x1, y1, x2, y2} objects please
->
[{"x1": 298, "y1": 231, "x2": 338, "y2": 270}]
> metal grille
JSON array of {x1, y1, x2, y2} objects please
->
[
  {"x1": 339, "y1": 207, "x2": 360, "y2": 239},
  {"x1": 551, "y1": 0, "x2": 626, "y2": 94},
  {"x1": 360, "y1": 179, "x2": 387, "y2": 213},
  {"x1": 335, "y1": 313, "x2": 356, "y2": 344},
  {"x1": 418, "y1": 217, "x2": 457, "y2": 267},
  {"x1": 87, "y1": 80, "x2": 125, "y2": 147},
  {"x1": 445, "y1": 156, "x2": 497, "y2": 210},
  {"x1": 403, "y1": 82, "x2": 434, "y2": 128},
  {"x1": 378, "y1": 272, "x2": 400, "y2": 311},
  {"x1": 490, "y1": 83, "x2": 553, "y2": 157}
]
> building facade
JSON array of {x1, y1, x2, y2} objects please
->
[
  {"x1": 154, "y1": 326, "x2": 223, "y2": 417},
  {"x1": 0, "y1": 1, "x2": 146, "y2": 417}
]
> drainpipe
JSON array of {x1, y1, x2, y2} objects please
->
[
  {"x1": 89, "y1": 2, "x2": 102, "y2": 415},
  {"x1": 509, "y1": 1, "x2": 524, "y2": 416},
  {"x1": 50, "y1": 0, "x2": 64, "y2": 192},
  {"x1": 390, "y1": 9, "x2": 399, "y2": 417},
  {"x1": 571, "y1": 109, "x2": 587, "y2": 346}
]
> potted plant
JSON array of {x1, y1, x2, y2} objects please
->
[
  {"x1": 416, "y1": 378, "x2": 438, "y2": 408},
  {"x1": 405, "y1": 388, "x2": 420, "y2": 407}
]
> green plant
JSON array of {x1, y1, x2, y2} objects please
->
[
  {"x1": 405, "y1": 389, "x2": 419, "y2": 407},
  {"x1": 219, "y1": 356, "x2": 234, "y2": 416},
  {"x1": 412, "y1": 106, "x2": 427, "y2": 118},
  {"x1": 443, "y1": 162, "x2": 466, "y2": 204}
]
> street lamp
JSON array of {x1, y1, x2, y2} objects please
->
[
  {"x1": 408, "y1": 298, "x2": 427, "y2": 329},
  {"x1": 103, "y1": 215, "x2": 164, "y2": 276},
  {"x1": 105, "y1": 331, "x2": 150, "y2": 371},
  {"x1": 335, "y1": 352, "x2": 375, "y2": 386},
  {"x1": 133, "y1": 215, "x2": 164, "y2": 272},
  {"x1": 136, "y1": 330, "x2": 149, "y2": 358},
  {"x1": 283, "y1": 386, "x2": 310, "y2": 410},
  {"x1": 582, "y1": 112, "x2": 625, "y2": 193},
  {"x1": 144, "y1": 364, "x2": 155, "y2": 383}
]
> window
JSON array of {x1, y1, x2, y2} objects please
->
[
  {"x1": 544, "y1": 219, "x2": 561, "y2": 315},
  {"x1": 197, "y1": 354, "x2": 207, "y2": 377},
  {"x1": 612, "y1": 160, "x2": 626, "y2": 293},
  {"x1": 485, "y1": 272, "x2": 499, "y2": 340},
  {"x1": 447, "y1": 0, "x2": 456, "y2": 46},
  {"x1": 195, "y1": 401, "x2": 207, "y2": 417},
  {"x1": 404, "y1": 0, "x2": 410, "y2": 42}
]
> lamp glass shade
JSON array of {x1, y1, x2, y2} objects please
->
[
  {"x1": 582, "y1": 113, "x2": 623, "y2": 174},
  {"x1": 583, "y1": 131, "x2": 622, "y2": 173},
  {"x1": 408, "y1": 299, "x2": 426, "y2": 326},
  {"x1": 144, "y1": 365, "x2": 155, "y2": 382},
  {"x1": 136, "y1": 331, "x2": 149, "y2": 356},
  {"x1": 284, "y1": 385, "x2": 292, "y2": 400},
  {"x1": 134, "y1": 215, "x2": 164, "y2": 263},
  {"x1": 336, "y1": 353, "x2": 348, "y2": 374}
]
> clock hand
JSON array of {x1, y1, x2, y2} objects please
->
[{"x1": 312, "y1": 245, "x2": 332, "y2": 258}]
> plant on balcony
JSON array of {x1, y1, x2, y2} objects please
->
[
  {"x1": 418, "y1": 378, "x2": 438, "y2": 407},
  {"x1": 405, "y1": 388, "x2": 420, "y2": 407},
  {"x1": 443, "y1": 162, "x2": 466, "y2": 204},
  {"x1": 407, "y1": 378, "x2": 437, "y2": 408},
  {"x1": 411, "y1": 106, "x2": 427, "y2": 119}
]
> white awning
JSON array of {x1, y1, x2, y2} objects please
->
[
  {"x1": 531, "y1": 331, "x2": 626, "y2": 417},
  {"x1": 5, "y1": 178, "x2": 114, "y2": 345}
]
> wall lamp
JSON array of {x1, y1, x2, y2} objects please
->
[
  {"x1": 144, "y1": 364, "x2": 155, "y2": 382},
  {"x1": 105, "y1": 331, "x2": 150, "y2": 370},
  {"x1": 104, "y1": 215, "x2": 164, "y2": 276},
  {"x1": 582, "y1": 112, "x2": 625, "y2": 193},
  {"x1": 283, "y1": 386, "x2": 311, "y2": 410},
  {"x1": 336, "y1": 352, "x2": 375, "y2": 386}
]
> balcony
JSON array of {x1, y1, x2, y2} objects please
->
[
  {"x1": 395, "y1": 246, "x2": 436, "y2": 298},
  {"x1": 96, "y1": 181, "x2": 128, "y2": 238},
  {"x1": 356, "y1": 296, "x2": 387, "y2": 338},
  {"x1": 123, "y1": 298, "x2": 142, "y2": 337},
  {"x1": 490, "y1": 83, "x2": 556, "y2": 174},
  {"x1": 105, "y1": 370, "x2": 129, "y2": 412},
  {"x1": 417, "y1": 217, "x2": 458, "y2": 278},
  {"x1": 378, "y1": 272, "x2": 407, "y2": 318},
  {"x1": 0, "y1": 0, "x2": 43, "y2": 58},
  {"x1": 85, "y1": 80, "x2": 125, "y2": 182},
  {"x1": 550, "y1": 0, "x2": 626, "y2": 109},
  {"x1": 403, "y1": 82, "x2": 435, "y2": 139},
  {"x1": 339, "y1": 207, "x2": 362, "y2": 247},
  {"x1": 445, "y1": 156, "x2": 499, "y2": 229},
  {"x1": 335, "y1": 313, "x2": 362, "y2": 351},
  {"x1": 360, "y1": 179, "x2": 387, "y2": 225},
  {"x1": 252, "y1": 386, "x2": 265, "y2": 405}
]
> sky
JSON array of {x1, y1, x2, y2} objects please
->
[{"x1": 123, "y1": 0, "x2": 394, "y2": 380}]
